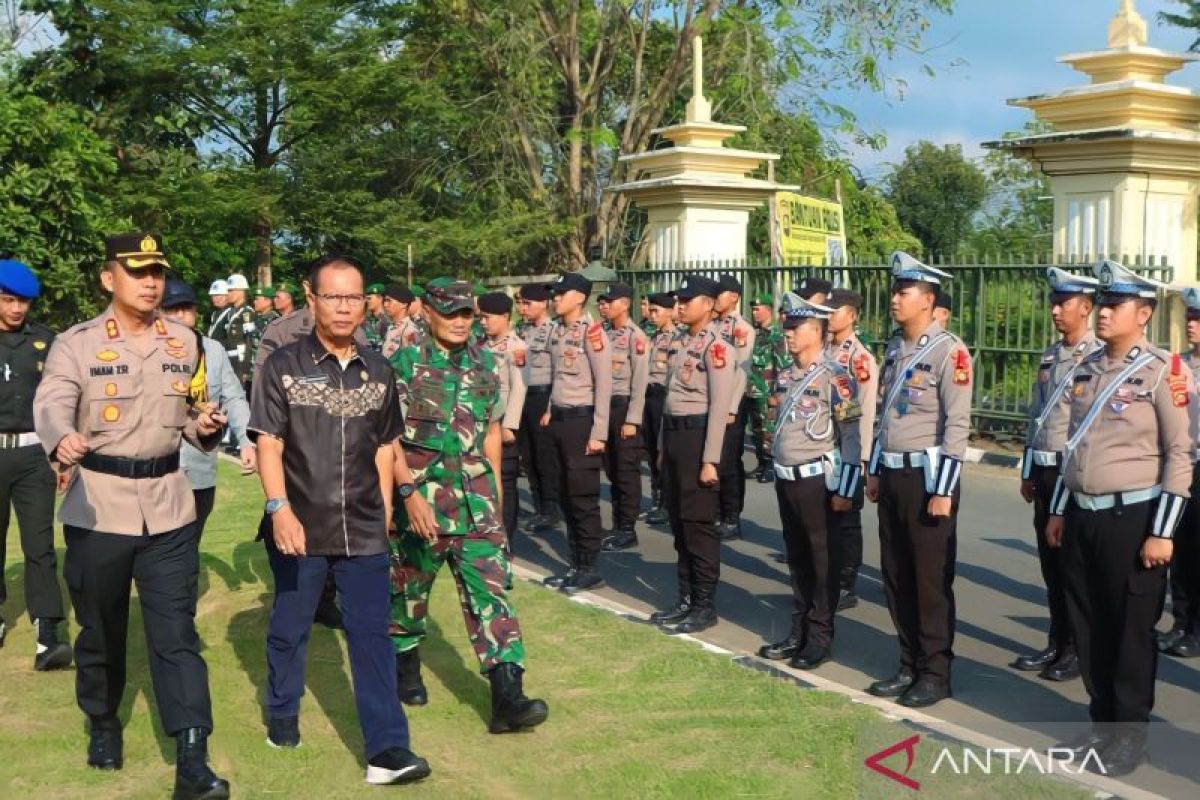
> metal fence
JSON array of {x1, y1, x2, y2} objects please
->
[{"x1": 618, "y1": 256, "x2": 1176, "y2": 440}]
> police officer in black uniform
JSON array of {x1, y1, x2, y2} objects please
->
[{"x1": 0, "y1": 260, "x2": 72, "y2": 670}]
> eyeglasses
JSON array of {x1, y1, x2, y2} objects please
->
[{"x1": 315, "y1": 293, "x2": 366, "y2": 308}]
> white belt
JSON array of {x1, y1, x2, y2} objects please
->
[
  {"x1": 878, "y1": 451, "x2": 927, "y2": 469},
  {"x1": 774, "y1": 460, "x2": 825, "y2": 481},
  {"x1": 0, "y1": 431, "x2": 40, "y2": 448},
  {"x1": 1031, "y1": 450, "x2": 1060, "y2": 467},
  {"x1": 1073, "y1": 486, "x2": 1161, "y2": 511}
]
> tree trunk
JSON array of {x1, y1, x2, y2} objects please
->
[{"x1": 254, "y1": 214, "x2": 272, "y2": 287}]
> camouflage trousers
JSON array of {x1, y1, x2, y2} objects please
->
[
  {"x1": 388, "y1": 526, "x2": 525, "y2": 672},
  {"x1": 749, "y1": 395, "x2": 775, "y2": 462}
]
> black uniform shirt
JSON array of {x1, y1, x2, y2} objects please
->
[
  {"x1": 0, "y1": 321, "x2": 55, "y2": 432},
  {"x1": 249, "y1": 331, "x2": 403, "y2": 557}
]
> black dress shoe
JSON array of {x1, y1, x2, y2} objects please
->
[
  {"x1": 1168, "y1": 632, "x2": 1200, "y2": 658},
  {"x1": 1054, "y1": 728, "x2": 1112, "y2": 759},
  {"x1": 758, "y1": 635, "x2": 803, "y2": 661},
  {"x1": 669, "y1": 606, "x2": 717, "y2": 634},
  {"x1": 1011, "y1": 645, "x2": 1058, "y2": 671},
  {"x1": 867, "y1": 668, "x2": 915, "y2": 698},
  {"x1": 718, "y1": 520, "x2": 742, "y2": 541},
  {"x1": 266, "y1": 715, "x2": 300, "y2": 748},
  {"x1": 1156, "y1": 626, "x2": 1186, "y2": 653},
  {"x1": 897, "y1": 679, "x2": 951, "y2": 708},
  {"x1": 1039, "y1": 652, "x2": 1080, "y2": 681},
  {"x1": 645, "y1": 506, "x2": 669, "y2": 525},
  {"x1": 88, "y1": 721, "x2": 123, "y2": 770},
  {"x1": 1094, "y1": 734, "x2": 1147, "y2": 777},
  {"x1": 543, "y1": 569, "x2": 576, "y2": 589},
  {"x1": 601, "y1": 530, "x2": 638, "y2": 552},
  {"x1": 788, "y1": 643, "x2": 830, "y2": 670},
  {"x1": 561, "y1": 566, "x2": 605, "y2": 594},
  {"x1": 836, "y1": 590, "x2": 858, "y2": 611}
]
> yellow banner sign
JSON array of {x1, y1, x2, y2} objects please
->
[{"x1": 775, "y1": 192, "x2": 847, "y2": 265}]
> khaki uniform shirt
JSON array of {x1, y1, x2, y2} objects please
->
[
  {"x1": 664, "y1": 326, "x2": 736, "y2": 464},
  {"x1": 548, "y1": 315, "x2": 612, "y2": 442},
  {"x1": 1025, "y1": 333, "x2": 1101, "y2": 454},
  {"x1": 521, "y1": 319, "x2": 555, "y2": 387},
  {"x1": 773, "y1": 357, "x2": 862, "y2": 477},
  {"x1": 648, "y1": 325, "x2": 677, "y2": 387},
  {"x1": 34, "y1": 308, "x2": 219, "y2": 535},
  {"x1": 485, "y1": 330, "x2": 528, "y2": 432},
  {"x1": 827, "y1": 333, "x2": 878, "y2": 464},
  {"x1": 382, "y1": 316, "x2": 423, "y2": 359},
  {"x1": 874, "y1": 320, "x2": 972, "y2": 460},
  {"x1": 607, "y1": 319, "x2": 650, "y2": 425},
  {"x1": 1061, "y1": 338, "x2": 1195, "y2": 498},
  {"x1": 712, "y1": 311, "x2": 754, "y2": 415}
]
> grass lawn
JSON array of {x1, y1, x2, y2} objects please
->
[{"x1": 0, "y1": 462, "x2": 1089, "y2": 799}]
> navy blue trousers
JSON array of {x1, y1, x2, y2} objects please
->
[{"x1": 265, "y1": 546, "x2": 409, "y2": 758}]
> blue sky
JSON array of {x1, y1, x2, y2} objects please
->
[{"x1": 836, "y1": 0, "x2": 1199, "y2": 181}]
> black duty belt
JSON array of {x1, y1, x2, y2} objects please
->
[
  {"x1": 611, "y1": 394, "x2": 630, "y2": 406},
  {"x1": 663, "y1": 413, "x2": 708, "y2": 431},
  {"x1": 80, "y1": 451, "x2": 181, "y2": 479},
  {"x1": 550, "y1": 405, "x2": 594, "y2": 421},
  {"x1": 526, "y1": 385, "x2": 552, "y2": 395},
  {"x1": 647, "y1": 384, "x2": 667, "y2": 395}
]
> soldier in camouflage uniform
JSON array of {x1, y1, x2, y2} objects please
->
[
  {"x1": 251, "y1": 286, "x2": 279, "y2": 369},
  {"x1": 388, "y1": 278, "x2": 548, "y2": 734},
  {"x1": 363, "y1": 283, "x2": 389, "y2": 352},
  {"x1": 747, "y1": 292, "x2": 782, "y2": 482}
]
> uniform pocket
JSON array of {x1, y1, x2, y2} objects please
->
[{"x1": 88, "y1": 377, "x2": 137, "y2": 432}]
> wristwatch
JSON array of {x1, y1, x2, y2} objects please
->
[
  {"x1": 265, "y1": 497, "x2": 290, "y2": 515},
  {"x1": 397, "y1": 482, "x2": 417, "y2": 500}
]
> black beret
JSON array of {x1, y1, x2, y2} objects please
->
[
  {"x1": 676, "y1": 275, "x2": 720, "y2": 300},
  {"x1": 519, "y1": 283, "x2": 550, "y2": 302},
  {"x1": 385, "y1": 283, "x2": 415, "y2": 303},
  {"x1": 478, "y1": 292, "x2": 513, "y2": 315},
  {"x1": 550, "y1": 272, "x2": 592, "y2": 297},
  {"x1": 717, "y1": 274, "x2": 743, "y2": 295},
  {"x1": 828, "y1": 288, "x2": 863, "y2": 309},
  {"x1": 599, "y1": 281, "x2": 633, "y2": 301},
  {"x1": 935, "y1": 290, "x2": 953, "y2": 312},
  {"x1": 648, "y1": 291, "x2": 676, "y2": 308},
  {"x1": 797, "y1": 277, "x2": 833, "y2": 300}
]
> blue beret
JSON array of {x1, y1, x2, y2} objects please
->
[{"x1": 0, "y1": 260, "x2": 40, "y2": 299}]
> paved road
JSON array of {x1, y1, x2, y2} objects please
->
[{"x1": 512, "y1": 460, "x2": 1200, "y2": 799}]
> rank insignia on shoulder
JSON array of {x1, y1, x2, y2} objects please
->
[{"x1": 154, "y1": 319, "x2": 168, "y2": 336}]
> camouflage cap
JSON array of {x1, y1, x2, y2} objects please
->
[{"x1": 424, "y1": 277, "x2": 475, "y2": 315}]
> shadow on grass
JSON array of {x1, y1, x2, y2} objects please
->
[{"x1": 420, "y1": 617, "x2": 491, "y2": 726}]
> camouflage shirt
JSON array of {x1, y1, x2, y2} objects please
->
[
  {"x1": 747, "y1": 323, "x2": 784, "y2": 400},
  {"x1": 391, "y1": 339, "x2": 504, "y2": 536},
  {"x1": 363, "y1": 313, "x2": 389, "y2": 352}
]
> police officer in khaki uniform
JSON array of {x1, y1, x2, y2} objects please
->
[
  {"x1": 650, "y1": 275, "x2": 736, "y2": 634},
  {"x1": 598, "y1": 282, "x2": 650, "y2": 552},
  {"x1": 480, "y1": 292, "x2": 528, "y2": 542},
  {"x1": 758, "y1": 297, "x2": 862, "y2": 669},
  {"x1": 541, "y1": 273, "x2": 612, "y2": 593},
  {"x1": 34, "y1": 232, "x2": 230, "y2": 798},
  {"x1": 381, "y1": 284, "x2": 422, "y2": 359},
  {"x1": 639, "y1": 292, "x2": 677, "y2": 526},
  {"x1": 1044, "y1": 261, "x2": 1195, "y2": 776},
  {"x1": 1012, "y1": 268, "x2": 1100, "y2": 680},
  {"x1": 517, "y1": 283, "x2": 561, "y2": 532},
  {"x1": 825, "y1": 288, "x2": 877, "y2": 610},
  {"x1": 711, "y1": 275, "x2": 753, "y2": 539},
  {"x1": 865, "y1": 252, "x2": 972, "y2": 709},
  {"x1": 0, "y1": 260, "x2": 72, "y2": 670},
  {"x1": 1158, "y1": 286, "x2": 1200, "y2": 659}
]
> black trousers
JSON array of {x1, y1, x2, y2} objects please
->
[
  {"x1": 548, "y1": 413, "x2": 603, "y2": 561},
  {"x1": 63, "y1": 523, "x2": 213, "y2": 735},
  {"x1": 1064, "y1": 499, "x2": 1166, "y2": 727},
  {"x1": 1168, "y1": 463, "x2": 1200, "y2": 634},
  {"x1": 877, "y1": 466, "x2": 958, "y2": 684},
  {"x1": 643, "y1": 385, "x2": 667, "y2": 497},
  {"x1": 837, "y1": 483, "x2": 865, "y2": 592},
  {"x1": 604, "y1": 395, "x2": 644, "y2": 530},
  {"x1": 501, "y1": 439, "x2": 521, "y2": 542},
  {"x1": 662, "y1": 425, "x2": 720, "y2": 603},
  {"x1": 518, "y1": 387, "x2": 559, "y2": 515},
  {"x1": 193, "y1": 487, "x2": 216, "y2": 544},
  {"x1": 776, "y1": 474, "x2": 840, "y2": 647},
  {"x1": 1030, "y1": 463, "x2": 1073, "y2": 649},
  {"x1": 0, "y1": 444, "x2": 65, "y2": 621},
  {"x1": 717, "y1": 397, "x2": 750, "y2": 521}
]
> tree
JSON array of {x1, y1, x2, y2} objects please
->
[
  {"x1": 885, "y1": 141, "x2": 986, "y2": 257},
  {"x1": 967, "y1": 124, "x2": 1052, "y2": 258},
  {"x1": 1160, "y1": 1, "x2": 1200, "y2": 50},
  {"x1": 0, "y1": 84, "x2": 122, "y2": 326}
]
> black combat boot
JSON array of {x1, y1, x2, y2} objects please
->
[
  {"x1": 396, "y1": 649, "x2": 429, "y2": 706},
  {"x1": 34, "y1": 617, "x2": 73, "y2": 671},
  {"x1": 601, "y1": 525, "x2": 638, "y2": 552},
  {"x1": 172, "y1": 728, "x2": 230, "y2": 800},
  {"x1": 718, "y1": 516, "x2": 742, "y2": 541},
  {"x1": 487, "y1": 663, "x2": 549, "y2": 734},
  {"x1": 669, "y1": 587, "x2": 717, "y2": 634},
  {"x1": 650, "y1": 588, "x2": 691, "y2": 626},
  {"x1": 562, "y1": 551, "x2": 605, "y2": 594},
  {"x1": 543, "y1": 546, "x2": 578, "y2": 589},
  {"x1": 87, "y1": 715, "x2": 123, "y2": 770}
]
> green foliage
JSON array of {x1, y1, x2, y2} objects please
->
[
  {"x1": 885, "y1": 140, "x2": 987, "y2": 256},
  {"x1": 0, "y1": 84, "x2": 122, "y2": 325},
  {"x1": 1160, "y1": 0, "x2": 1200, "y2": 51},
  {"x1": 966, "y1": 123, "x2": 1052, "y2": 258}
]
